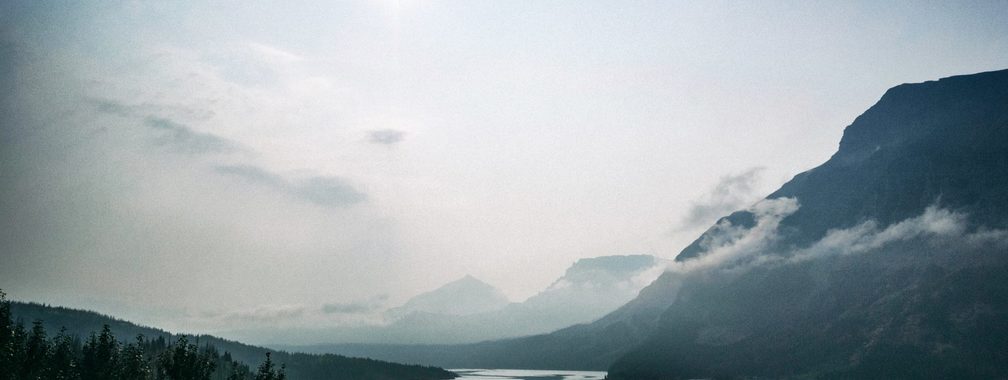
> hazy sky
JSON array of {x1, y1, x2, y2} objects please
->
[{"x1": 2, "y1": 1, "x2": 1007, "y2": 336}]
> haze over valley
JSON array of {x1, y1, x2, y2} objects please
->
[{"x1": 3, "y1": 1, "x2": 1008, "y2": 379}]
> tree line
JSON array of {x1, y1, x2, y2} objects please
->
[{"x1": 0, "y1": 290, "x2": 287, "y2": 380}]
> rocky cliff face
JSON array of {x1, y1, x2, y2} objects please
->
[
  {"x1": 609, "y1": 68, "x2": 1008, "y2": 379},
  {"x1": 677, "y1": 69, "x2": 1008, "y2": 262}
]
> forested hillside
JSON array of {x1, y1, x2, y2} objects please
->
[{"x1": 2, "y1": 293, "x2": 456, "y2": 380}]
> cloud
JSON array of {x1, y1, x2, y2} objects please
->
[
  {"x1": 321, "y1": 295, "x2": 389, "y2": 315},
  {"x1": 216, "y1": 164, "x2": 366, "y2": 207},
  {"x1": 670, "y1": 200, "x2": 1008, "y2": 275},
  {"x1": 670, "y1": 197, "x2": 800, "y2": 273},
  {"x1": 190, "y1": 295, "x2": 392, "y2": 333},
  {"x1": 215, "y1": 164, "x2": 286, "y2": 187},
  {"x1": 367, "y1": 129, "x2": 406, "y2": 145},
  {"x1": 788, "y1": 206, "x2": 1006, "y2": 263},
  {"x1": 91, "y1": 99, "x2": 136, "y2": 118},
  {"x1": 678, "y1": 167, "x2": 765, "y2": 230},
  {"x1": 205, "y1": 305, "x2": 307, "y2": 324},
  {"x1": 247, "y1": 42, "x2": 305, "y2": 64},
  {"x1": 144, "y1": 117, "x2": 237, "y2": 154},
  {"x1": 322, "y1": 303, "x2": 374, "y2": 314},
  {"x1": 87, "y1": 98, "x2": 232, "y2": 154},
  {"x1": 89, "y1": 98, "x2": 216, "y2": 121}
]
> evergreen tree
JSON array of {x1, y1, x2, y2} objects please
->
[
  {"x1": 20, "y1": 319, "x2": 50, "y2": 379},
  {"x1": 0, "y1": 290, "x2": 12, "y2": 380},
  {"x1": 8, "y1": 319, "x2": 29, "y2": 379},
  {"x1": 217, "y1": 352, "x2": 250, "y2": 380},
  {"x1": 226, "y1": 363, "x2": 248, "y2": 380},
  {"x1": 0, "y1": 295, "x2": 291, "y2": 380},
  {"x1": 120, "y1": 335, "x2": 151, "y2": 380},
  {"x1": 10, "y1": 319, "x2": 28, "y2": 376},
  {"x1": 253, "y1": 352, "x2": 285, "y2": 380},
  {"x1": 159, "y1": 336, "x2": 215, "y2": 380},
  {"x1": 81, "y1": 325, "x2": 119, "y2": 380},
  {"x1": 48, "y1": 327, "x2": 81, "y2": 380}
]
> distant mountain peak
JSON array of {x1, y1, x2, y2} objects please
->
[
  {"x1": 439, "y1": 274, "x2": 499, "y2": 292},
  {"x1": 457, "y1": 274, "x2": 481, "y2": 283},
  {"x1": 386, "y1": 275, "x2": 509, "y2": 318}
]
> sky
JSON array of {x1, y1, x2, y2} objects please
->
[{"x1": 2, "y1": 1, "x2": 1007, "y2": 337}]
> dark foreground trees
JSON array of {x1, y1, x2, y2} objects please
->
[{"x1": 0, "y1": 290, "x2": 285, "y2": 380}]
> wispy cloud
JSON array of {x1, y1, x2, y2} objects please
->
[
  {"x1": 787, "y1": 206, "x2": 1006, "y2": 263},
  {"x1": 216, "y1": 164, "x2": 366, "y2": 207},
  {"x1": 89, "y1": 98, "x2": 216, "y2": 121},
  {"x1": 678, "y1": 167, "x2": 765, "y2": 230},
  {"x1": 321, "y1": 295, "x2": 389, "y2": 315},
  {"x1": 367, "y1": 129, "x2": 406, "y2": 146},
  {"x1": 91, "y1": 99, "x2": 136, "y2": 118},
  {"x1": 144, "y1": 117, "x2": 237, "y2": 154},
  {"x1": 88, "y1": 98, "x2": 233, "y2": 154},
  {"x1": 216, "y1": 164, "x2": 287, "y2": 188},
  {"x1": 203, "y1": 305, "x2": 307, "y2": 324},
  {"x1": 670, "y1": 200, "x2": 1008, "y2": 275},
  {"x1": 247, "y1": 42, "x2": 305, "y2": 64},
  {"x1": 671, "y1": 197, "x2": 799, "y2": 273}
]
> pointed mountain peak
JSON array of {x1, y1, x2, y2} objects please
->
[
  {"x1": 439, "y1": 274, "x2": 497, "y2": 292},
  {"x1": 387, "y1": 275, "x2": 510, "y2": 318}
]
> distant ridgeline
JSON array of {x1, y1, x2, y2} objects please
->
[
  {"x1": 314, "y1": 69, "x2": 1008, "y2": 379},
  {"x1": 251, "y1": 255, "x2": 662, "y2": 347},
  {"x1": 0, "y1": 293, "x2": 456, "y2": 380}
]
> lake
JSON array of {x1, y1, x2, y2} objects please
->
[{"x1": 451, "y1": 369, "x2": 606, "y2": 380}]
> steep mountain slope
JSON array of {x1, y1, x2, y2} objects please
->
[
  {"x1": 677, "y1": 68, "x2": 1008, "y2": 261},
  {"x1": 8, "y1": 302, "x2": 456, "y2": 380},
  {"x1": 608, "y1": 68, "x2": 1008, "y2": 378}
]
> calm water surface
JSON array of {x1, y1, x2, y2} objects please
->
[{"x1": 451, "y1": 369, "x2": 605, "y2": 380}]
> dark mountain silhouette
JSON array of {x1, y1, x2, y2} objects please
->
[
  {"x1": 8, "y1": 301, "x2": 456, "y2": 380},
  {"x1": 604, "y1": 68, "x2": 1008, "y2": 379},
  {"x1": 304, "y1": 69, "x2": 1008, "y2": 378},
  {"x1": 677, "y1": 68, "x2": 1008, "y2": 261}
]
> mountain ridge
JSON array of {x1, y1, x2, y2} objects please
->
[
  {"x1": 303, "y1": 69, "x2": 1008, "y2": 378},
  {"x1": 612, "y1": 67, "x2": 1008, "y2": 378},
  {"x1": 677, "y1": 68, "x2": 1008, "y2": 261},
  {"x1": 263, "y1": 254, "x2": 664, "y2": 346}
]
